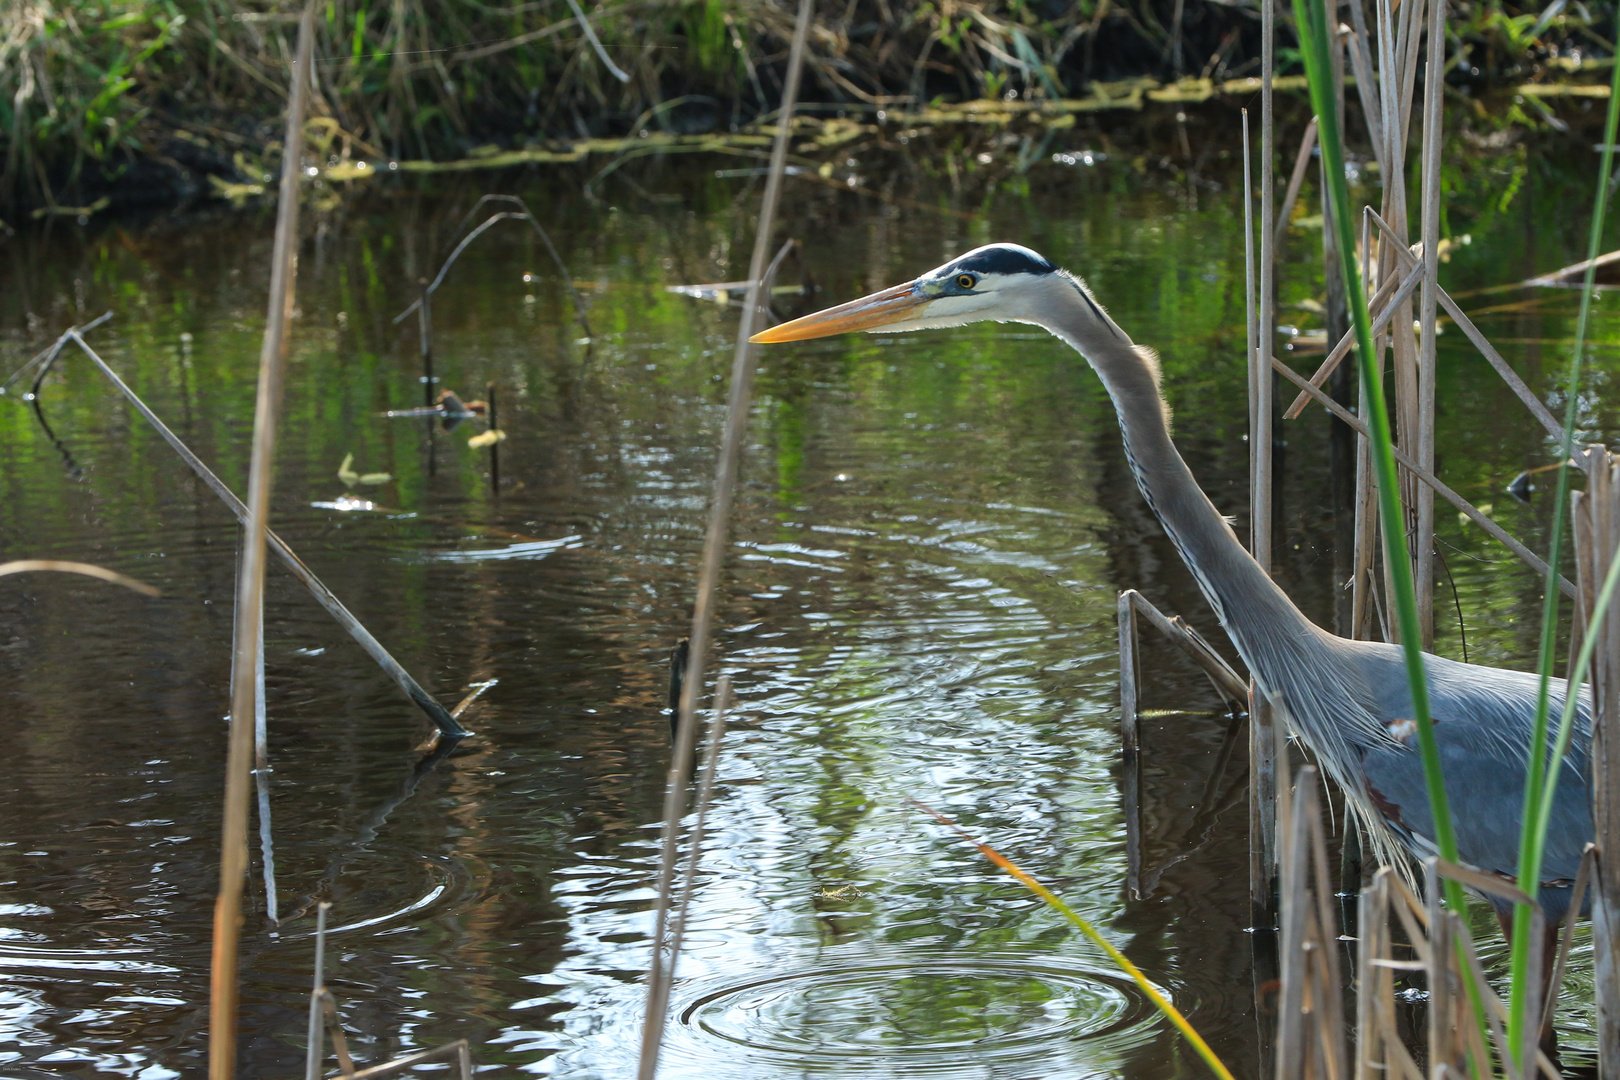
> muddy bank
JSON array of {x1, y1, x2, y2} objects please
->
[{"x1": 2, "y1": 0, "x2": 1613, "y2": 217}]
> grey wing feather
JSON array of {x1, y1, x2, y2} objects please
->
[{"x1": 1359, "y1": 654, "x2": 1592, "y2": 888}]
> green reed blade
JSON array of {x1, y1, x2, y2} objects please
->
[{"x1": 1506, "y1": 37, "x2": 1620, "y2": 1058}]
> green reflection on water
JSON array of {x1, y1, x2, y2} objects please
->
[{"x1": 0, "y1": 133, "x2": 1614, "y2": 1076}]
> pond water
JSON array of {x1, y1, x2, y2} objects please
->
[{"x1": 0, "y1": 119, "x2": 1612, "y2": 1078}]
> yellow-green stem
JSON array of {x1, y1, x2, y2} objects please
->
[{"x1": 910, "y1": 799, "x2": 1236, "y2": 1080}]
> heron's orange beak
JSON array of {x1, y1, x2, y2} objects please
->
[{"x1": 750, "y1": 282, "x2": 929, "y2": 343}]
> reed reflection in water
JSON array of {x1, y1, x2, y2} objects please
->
[{"x1": 0, "y1": 144, "x2": 1610, "y2": 1076}]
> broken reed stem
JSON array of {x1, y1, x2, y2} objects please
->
[
  {"x1": 1416, "y1": 0, "x2": 1442, "y2": 652},
  {"x1": 1272, "y1": 355, "x2": 1574, "y2": 595},
  {"x1": 210, "y1": 6, "x2": 312, "y2": 1077},
  {"x1": 635, "y1": 0, "x2": 814, "y2": 1074},
  {"x1": 394, "y1": 195, "x2": 592, "y2": 341},
  {"x1": 304, "y1": 902, "x2": 330, "y2": 1080},
  {"x1": 1243, "y1": 109, "x2": 1257, "y2": 543},
  {"x1": 0, "y1": 311, "x2": 113, "y2": 399},
  {"x1": 61, "y1": 334, "x2": 467, "y2": 737}
]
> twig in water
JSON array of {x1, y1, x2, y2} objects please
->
[
  {"x1": 305, "y1": 902, "x2": 332, "y2": 1080},
  {"x1": 0, "y1": 559, "x2": 159, "y2": 596},
  {"x1": 302, "y1": 902, "x2": 475, "y2": 1079},
  {"x1": 636, "y1": 0, "x2": 814, "y2": 1073},
  {"x1": 450, "y1": 679, "x2": 498, "y2": 720},
  {"x1": 211, "y1": 7, "x2": 313, "y2": 1077}
]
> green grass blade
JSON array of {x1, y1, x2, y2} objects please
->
[{"x1": 1507, "y1": 40, "x2": 1620, "y2": 1057}]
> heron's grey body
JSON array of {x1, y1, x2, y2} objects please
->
[{"x1": 754, "y1": 242, "x2": 1594, "y2": 922}]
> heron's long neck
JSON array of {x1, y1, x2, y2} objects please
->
[{"x1": 1035, "y1": 278, "x2": 1328, "y2": 682}]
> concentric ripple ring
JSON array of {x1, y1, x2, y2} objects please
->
[{"x1": 665, "y1": 954, "x2": 1162, "y2": 1076}]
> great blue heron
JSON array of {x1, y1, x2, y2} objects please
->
[{"x1": 751, "y1": 243, "x2": 1593, "y2": 939}]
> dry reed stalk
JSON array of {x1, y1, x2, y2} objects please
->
[
  {"x1": 1271, "y1": 355, "x2": 1574, "y2": 594},
  {"x1": 62, "y1": 332, "x2": 466, "y2": 736},
  {"x1": 1351, "y1": 209, "x2": 1378, "y2": 641},
  {"x1": 660, "y1": 676, "x2": 733, "y2": 987},
  {"x1": 1275, "y1": 765, "x2": 1349, "y2": 1080},
  {"x1": 1354, "y1": 207, "x2": 1563, "y2": 439},
  {"x1": 1571, "y1": 447, "x2": 1620, "y2": 1069},
  {"x1": 0, "y1": 311, "x2": 113, "y2": 398},
  {"x1": 1244, "y1": 109, "x2": 1257, "y2": 516},
  {"x1": 1249, "y1": 0, "x2": 1280, "y2": 927},
  {"x1": 0, "y1": 558, "x2": 158, "y2": 595},
  {"x1": 303, "y1": 899, "x2": 474, "y2": 1080},
  {"x1": 1282, "y1": 262, "x2": 1424, "y2": 417},
  {"x1": 1117, "y1": 589, "x2": 1249, "y2": 899},
  {"x1": 636, "y1": 0, "x2": 813, "y2": 1073},
  {"x1": 1119, "y1": 591, "x2": 1142, "y2": 900},
  {"x1": 1415, "y1": 0, "x2": 1443, "y2": 651},
  {"x1": 1341, "y1": 853, "x2": 1566, "y2": 1080},
  {"x1": 1273, "y1": 117, "x2": 1318, "y2": 253},
  {"x1": 305, "y1": 902, "x2": 331, "y2": 1080},
  {"x1": 1256, "y1": 0, "x2": 1275, "y2": 579},
  {"x1": 252, "y1": 598, "x2": 277, "y2": 926},
  {"x1": 1120, "y1": 591, "x2": 1250, "y2": 705},
  {"x1": 209, "y1": 8, "x2": 313, "y2": 1077}
]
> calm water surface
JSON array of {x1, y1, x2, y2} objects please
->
[{"x1": 0, "y1": 132, "x2": 1612, "y2": 1077}]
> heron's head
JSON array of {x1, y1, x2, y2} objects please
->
[{"x1": 750, "y1": 243, "x2": 1060, "y2": 343}]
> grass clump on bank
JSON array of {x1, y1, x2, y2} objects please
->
[{"x1": 1, "y1": 0, "x2": 1613, "y2": 215}]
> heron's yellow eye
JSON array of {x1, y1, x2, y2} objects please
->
[{"x1": 956, "y1": 274, "x2": 975, "y2": 289}]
